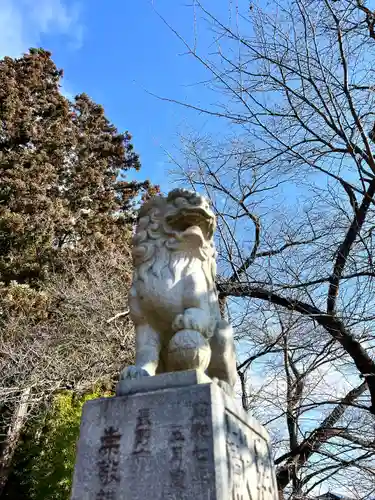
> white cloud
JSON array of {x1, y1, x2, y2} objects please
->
[{"x1": 0, "y1": 0, "x2": 83, "y2": 58}]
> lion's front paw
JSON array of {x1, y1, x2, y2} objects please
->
[
  {"x1": 172, "y1": 308, "x2": 213, "y2": 338},
  {"x1": 119, "y1": 366, "x2": 150, "y2": 381},
  {"x1": 172, "y1": 313, "x2": 199, "y2": 332},
  {"x1": 116, "y1": 366, "x2": 151, "y2": 396}
]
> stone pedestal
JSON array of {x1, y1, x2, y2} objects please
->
[{"x1": 70, "y1": 371, "x2": 277, "y2": 500}]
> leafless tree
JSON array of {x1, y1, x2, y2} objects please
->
[
  {"x1": 159, "y1": 0, "x2": 375, "y2": 497},
  {"x1": 0, "y1": 249, "x2": 135, "y2": 494}
]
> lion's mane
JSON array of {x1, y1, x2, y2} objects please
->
[{"x1": 131, "y1": 190, "x2": 217, "y2": 289}]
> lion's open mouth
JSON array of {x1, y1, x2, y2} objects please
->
[{"x1": 166, "y1": 208, "x2": 214, "y2": 240}]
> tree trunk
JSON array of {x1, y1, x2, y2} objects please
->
[{"x1": 0, "y1": 387, "x2": 31, "y2": 496}]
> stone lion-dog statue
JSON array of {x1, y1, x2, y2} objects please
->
[{"x1": 118, "y1": 188, "x2": 237, "y2": 395}]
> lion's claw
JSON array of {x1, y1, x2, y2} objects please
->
[{"x1": 119, "y1": 366, "x2": 150, "y2": 381}]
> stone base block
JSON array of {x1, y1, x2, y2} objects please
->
[{"x1": 71, "y1": 370, "x2": 277, "y2": 500}]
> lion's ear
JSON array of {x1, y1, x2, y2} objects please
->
[
  {"x1": 137, "y1": 215, "x2": 150, "y2": 230},
  {"x1": 132, "y1": 243, "x2": 154, "y2": 267},
  {"x1": 208, "y1": 243, "x2": 217, "y2": 283}
]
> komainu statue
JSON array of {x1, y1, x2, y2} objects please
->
[{"x1": 118, "y1": 188, "x2": 237, "y2": 395}]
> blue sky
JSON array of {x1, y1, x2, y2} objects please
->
[{"x1": 0, "y1": 0, "x2": 237, "y2": 192}]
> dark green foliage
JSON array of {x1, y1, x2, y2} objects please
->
[
  {"x1": 0, "y1": 48, "x2": 153, "y2": 496},
  {"x1": 4, "y1": 391, "x2": 112, "y2": 500},
  {"x1": 0, "y1": 250, "x2": 135, "y2": 498},
  {"x1": 0, "y1": 48, "x2": 158, "y2": 285}
]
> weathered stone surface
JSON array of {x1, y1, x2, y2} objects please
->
[{"x1": 71, "y1": 372, "x2": 277, "y2": 500}]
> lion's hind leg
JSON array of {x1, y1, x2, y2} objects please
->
[{"x1": 207, "y1": 320, "x2": 237, "y2": 396}]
